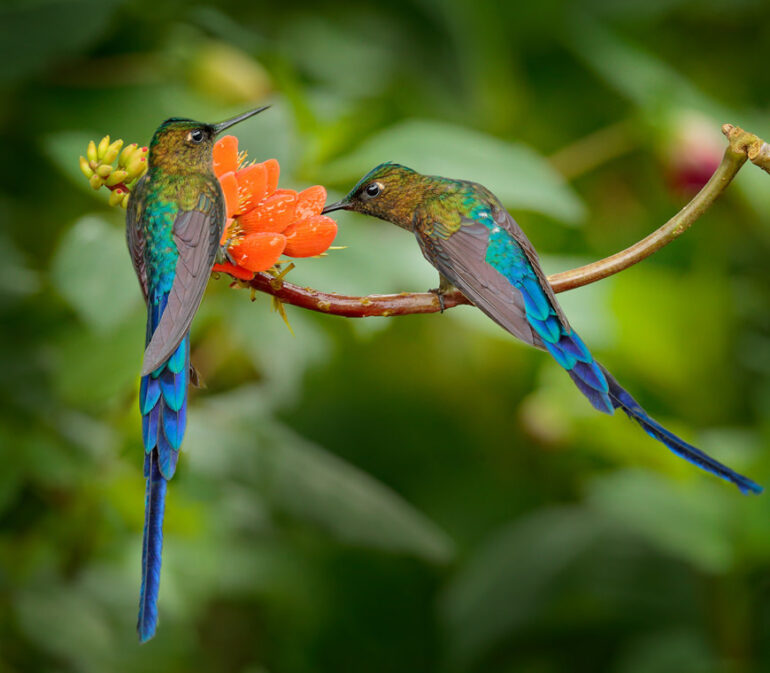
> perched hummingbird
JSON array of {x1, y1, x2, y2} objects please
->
[
  {"x1": 323, "y1": 163, "x2": 762, "y2": 495},
  {"x1": 127, "y1": 106, "x2": 268, "y2": 642}
]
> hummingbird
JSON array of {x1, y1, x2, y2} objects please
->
[
  {"x1": 322, "y1": 163, "x2": 762, "y2": 495},
  {"x1": 127, "y1": 106, "x2": 269, "y2": 642}
]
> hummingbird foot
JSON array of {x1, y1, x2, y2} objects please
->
[
  {"x1": 428, "y1": 287, "x2": 447, "y2": 313},
  {"x1": 429, "y1": 274, "x2": 456, "y2": 313}
]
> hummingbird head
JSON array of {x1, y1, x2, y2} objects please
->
[
  {"x1": 322, "y1": 163, "x2": 426, "y2": 230},
  {"x1": 148, "y1": 106, "x2": 269, "y2": 174}
]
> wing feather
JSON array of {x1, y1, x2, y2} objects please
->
[
  {"x1": 141, "y1": 194, "x2": 223, "y2": 376},
  {"x1": 416, "y1": 204, "x2": 569, "y2": 349},
  {"x1": 126, "y1": 174, "x2": 149, "y2": 302},
  {"x1": 418, "y1": 221, "x2": 544, "y2": 348}
]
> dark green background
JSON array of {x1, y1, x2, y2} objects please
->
[{"x1": 2, "y1": 1, "x2": 770, "y2": 671}]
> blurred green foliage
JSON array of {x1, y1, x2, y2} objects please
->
[{"x1": 2, "y1": 1, "x2": 770, "y2": 671}]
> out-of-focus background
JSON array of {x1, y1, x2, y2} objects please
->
[{"x1": 2, "y1": 1, "x2": 770, "y2": 671}]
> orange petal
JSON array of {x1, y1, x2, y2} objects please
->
[
  {"x1": 230, "y1": 232, "x2": 287, "y2": 272},
  {"x1": 237, "y1": 191, "x2": 297, "y2": 234},
  {"x1": 220, "y1": 217, "x2": 237, "y2": 245},
  {"x1": 213, "y1": 136, "x2": 240, "y2": 178},
  {"x1": 295, "y1": 185, "x2": 327, "y2": 219},
  {"x1": 212, "y1": 261, "x2": 254, "y2": 281},
  {"x1": 219, "y1": 172, "x2": 240, "y2": 218},
  {"x1": 283, "y1": 215, "x2": 337, "y2": 257},
  {"x1": 235, "y1": 163, "x2": 268, "y2": 213},
  {"x1": 263, "y1": 158, "x2": 280, "y2": 194}
]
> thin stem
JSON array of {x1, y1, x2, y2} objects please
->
[{"x1": 231, "y1": 124, "x2": 762, "y2": 318}]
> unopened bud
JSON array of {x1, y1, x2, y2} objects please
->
[
  {"x1": 102, "y1": 139, "x2": 123, "y2": 165},
  {"x1": 106, "y1": 169, "x2": 128, "y2": 186},
  {"x1": 121, "y1": 192, "x2": 131, "y2": 209},
  {"x1": 127, "y1": 155, "x2": 148, "y2": 180},
  {"x1": 118, "y1": 143, "x2": 138, "y2": 167},
  {"x1": 97, "y1": 135, "x2": 110, "y2": 160},
  {"x1": 89, "y1": 174, "x2": 104, "y2": 190},
  {"x1": 79, "y1": 156, "x2": 94, "y2": 178},
  {"x1": 87, "y1": 140, "x2": 98, "y2": 163},
  {"x1": 109, "y1": 188, "x2": 125, "y2": 207},
  {"x1": 96, "y1": 164, "x2": 112, "y2": 178}
]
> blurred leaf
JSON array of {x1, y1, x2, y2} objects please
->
[
  {"x1": 278, "y1": 15, "x2": 398, "y2": 98},
  {"x1": 0, "y1": 0, "x2": 124, "y2": 84},
  {"x1": 567, "y1": 14, "x2": 721, "y2": 116},
  {"x1": 0, "y1": 226, "x2": 40, "y2": 302},
  {"x1": 615, "y1": 629, "x2": 719, "y2": 673},
  {"x1": 322, "y1": 119, "x2": 587, "y2": 224},
  {"x1": 16, "y1": 583, "x2": 116, "y2": 672},
  {"x1": 440, "y1": 506, "x2": 610, "y2": 668},
  {"x1": 609, "y1": 268, "x2": 730, "y2": 418},
  {"x1": 51, "y1": 214, "x2": 142, "y2": 333},
  {"x1": 586, "y1": 469, "x2": 734, "y2": 573},
  {"x1": 185, "y1": 386, "x2": 454, "y2": 563},
  {"x1": 187, "y1": 41, "x2": 272, "y2": 104},
  {"x1": 51, "y1": 320, "x2": 142, "y2": 408}
]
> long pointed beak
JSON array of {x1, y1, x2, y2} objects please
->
[
  {"x1": 321, "y1": 200, "x2": 347, "y2": 214},
  {"x1": 212, "y1": 105, "x2": 270, "y2": 135}
]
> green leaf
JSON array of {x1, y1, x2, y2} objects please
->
[
  {"x1": 586, "y1": 469, "x2": 735, "y2": 573},
  {"x1": 440, "y1": 506, "x2": 610, "y2": 668},
  {"x1": 185, "y1": 386, "x2": 454, "y2": 563},
  {"x1": 0, "y1": 0, "x2": 124, "y2": 84},
  {"x1": 51, "y1": 215, "x2": 142, "y2": 333},
  {"x1": 322, "y1": 119, "x2": 586, "y2": 224}
]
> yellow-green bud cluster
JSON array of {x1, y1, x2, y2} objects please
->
[{"x1": 79, "y1": 136, "x2": 149, "y2": 209}]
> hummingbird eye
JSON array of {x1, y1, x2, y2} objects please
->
[
  {"x1": 188, "y1": 129, "x2": 205, "y2": 144},
  {"x1": 362, "y1": 182, "x2": 382, "y2": 200}
]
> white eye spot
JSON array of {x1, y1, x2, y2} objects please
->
[{"x1": 490, "y1": 226, "x2": 501, "y2": 234}]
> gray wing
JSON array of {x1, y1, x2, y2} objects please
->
[
  {"x1": 417, "y1": 207, "x2": 568, "y2": 349},
  {"x1": 126, "y1": 174, "x2": 148, "y2": 302},
  {"x1": 141, "y1": 192, "x2": 223, "y2": 376}
]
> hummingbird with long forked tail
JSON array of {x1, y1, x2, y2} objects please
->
[
  {"x1": 127, "y1": 106, "x2": 269, "y2": 642},
  {"x1": 322, "y1": 163, "x2": 762, "y2": 495}
]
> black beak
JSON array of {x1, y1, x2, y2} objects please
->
[
  {"x1": 212, "y1": 105, "x2": 270, "y2": 135},
  {"x1": 321, "y1": 200, "x2": 347, "y2": 214}
]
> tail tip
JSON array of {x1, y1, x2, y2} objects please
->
[
  {"x1": 738, "y1": 478, "x2": 763, "y2": 496},
  {"x1": 138, "y1": 618, "x2": 157, "y2": 643}
]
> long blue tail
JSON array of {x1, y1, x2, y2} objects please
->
[
  {"x1": 545, "y1": 327, "x2": 762, "y2": 495},
  {"x1": 138, "y1": 450, "x2": 167, "y2": 642},
  {"x1": 599, "y1": 364, "x2": 762, "y2": 495},
  {"x1": 137, "y1": 329, "x2": 188, "y2": 642}
]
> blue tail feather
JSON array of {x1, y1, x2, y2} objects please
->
[
  {"x1": 599, "y1": 365, "x2": 762, "y2": 495},
  {"x1": 142, "y1": 403, "x2": 160, "y2": 451},
  {"x1": 137, "y1": 450, "x2": 167, "y2": 642},
  {"x1": 138, "y1": 298, "x2": 189, "y2": 640}
]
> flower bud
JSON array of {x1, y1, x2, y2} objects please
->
[
  {"x1": 106, "y1": 169, "x2": 129, "y2": 187},
  {"x1": 102, "y1": 139, "x2": 123, "y2": 165},
  {"x1": 79, "y1": 156, "x2": 94, "y2": 178},
  {"x1": 126, "y1": 155, "x2": 148, "y2": 180},
  {"x1": 121, "y1": 192, "x2": 131, "y2": 209},
  {"x1": 97, "y1": 135, "x2": 110, "y2": 160},
  {"x1": 87, "y1": 140, "x2": 98, "y2": 163},
  {"x1": 109, "y1": 188, "x2": 125, "y2": 207},
  {"x1": 119, "y1": 143, "x2": 138, "y2": 167},
  {"x1": 96, "y1": 164, "x2": 112, "y2": 178},
  {"x1": 89, "y1": 174, "x2": 104, "y2": 190}
]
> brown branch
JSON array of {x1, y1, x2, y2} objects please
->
[{"x1": 234, "y1": 124, "x2": 764, "y2": 318}]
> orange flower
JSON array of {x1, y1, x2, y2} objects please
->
[{"x1": 212, "y1": 135, "x2": 338, "y2": 277}]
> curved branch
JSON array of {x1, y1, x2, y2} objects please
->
[{"x1": 233, "y1": 124, "x2": 762, "y2": 318}]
